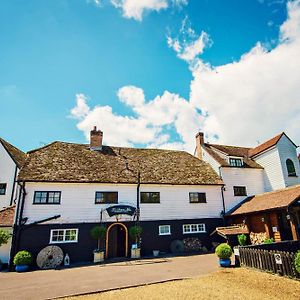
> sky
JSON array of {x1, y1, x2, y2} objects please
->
[{"x1": 0, "y1": 0, "x2": 299, "y2": 153}]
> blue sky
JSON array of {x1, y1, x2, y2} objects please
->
[{"x1": 1, "y1": 0, "x2": 298, "y2": 152}]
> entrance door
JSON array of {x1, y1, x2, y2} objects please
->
[
  {"x1": 107, "y1": 224, "x2": 127, "y2": 258},
  {"x1": 277, "y1": 212, "x2": 293, "y2": 241}
]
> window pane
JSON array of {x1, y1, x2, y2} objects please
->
[
  {"x1": 95, "y1": 192, "x2": 118, "y2": 204},
  {"x1": 141, "y1": 192, "x2": 160, "y2": 203},
  {"x1": 189, "y1": 193, "x2": 198, "y2": 203},
  {"x1": 286, "y1": 159, "x2": 296, "y2": 176}
]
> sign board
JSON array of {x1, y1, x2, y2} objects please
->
[
  {"x1": 272, "y1": 226, "x2": 278, "y2": 233},
  {"x1": 274, "y1": 253, "x2": 282, "y2": 264},
  {"x1": 234, "y1": 248, "x2": 240, "y2": 256},
  {"x1": 106, "y1": 205, "x2": 136, "y2": 217}
]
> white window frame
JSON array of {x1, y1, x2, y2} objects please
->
[
  {"x1": 159, "y1": 225, "x2": 171, "y2": 236},
  {"x1": 50, "y1": 228, "x2": 79, "y2": 244},
  {"x1": 228, "y1": 157, "x2": 243, "y2": 167},
  {"x1": 183, "y1": 224, "x2": 206, "y2": 234}
]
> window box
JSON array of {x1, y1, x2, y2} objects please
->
[
  {"x1": 50, "y1": 229, "x2": 78, "y2": 243},
  {"x1": 95, "y1": 192, "x2": 118, "y2": 204},
  {"x1": 33, "y1": 191, "x2": 61, "y2": 204},
  {"x1": 183, "y1": 224, "x2": 206, "y2": 234}
]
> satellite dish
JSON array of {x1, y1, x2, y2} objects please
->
[{"x1": 36, "y1": 245, "x2": 64, "y2": 269}]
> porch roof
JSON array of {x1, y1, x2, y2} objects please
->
[{"x1": 0, "y1": 206, "x2": 15, "y2": 226}]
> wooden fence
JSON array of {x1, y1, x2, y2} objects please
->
[{"x1": 239, "y1": 247, "x2": 300, "y2": 279}]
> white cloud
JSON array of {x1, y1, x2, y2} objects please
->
[
  {"x1": 111, "y1": 0, "x2": 168, "y2": 21},
  {"x1": 87, "y1": 0, "x2": 102, "y2": 7},
  {"x1": 189, "y1": 0, "x2": 300, "y2": 146},
  {"x1": 70, "y1": 87, "x2": 203, "y2": 151}
]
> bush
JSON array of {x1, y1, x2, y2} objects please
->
[
  {"x1": 90, "y1": 226, "x2": 106, "y2": 241},
  {"x1": 237, "y1": 234, "x2": 247, "y2": 246},
  {"x1": 263, "y1": 238, "x2": 274, "y2": 244},
  {"x1": 129, "y1": 225, "x2": 143, "y2": 241},
  {"x1": 215, "y1": 243, "x2": 233, "y2": 259},
  {"x1": 0, "y1": 230, "x2": 10, "y2": 247},
  {"x1": 294, "y1": 251, "x2": 300, "y2": 274},
  {"x1": 13, "y1": 250, "x2": 33, "y2": 266}
]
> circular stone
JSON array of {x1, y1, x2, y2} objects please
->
[
  {"x1": 170, "y1": 239, "x2": 184, "y2": 254},
  {"x1": 36, "y1": 245, "x2": 64, "y2": 269}
]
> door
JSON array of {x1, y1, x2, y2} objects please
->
[
  {"x1": 277, "y1": 212, "x2": 293, "y2": 241},
  {"x1": 107, "y1": 224, "x2": 127, "y2": 258}
]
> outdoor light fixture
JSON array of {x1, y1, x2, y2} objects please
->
[
  {"x1": 286, "y1": 214, "x2": 291, "y2": 220},
  {"x1": 261, "y1": 217, "x2": 265, "y2": 223}
]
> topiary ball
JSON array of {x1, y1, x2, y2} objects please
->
[
  {"x1": 13, "y1": 250, "x2": 33, "y2": 266},
  {"x1": 215, "y1": 243, "x2": 233, "y2": 259}
]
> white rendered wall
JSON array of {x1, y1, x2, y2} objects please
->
[
  {"x1": 22, "y1": 182, "x2": 224, "y2": 224},
  {"x1": 0, "y1": 143, "x2": 18, "y2": 208}
]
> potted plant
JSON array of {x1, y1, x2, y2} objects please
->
[
  {"x1": 129, "y1": 225, "x2": 143, "y2": 259},
  {"x1": 90, "y1": 225, "x2": 107, "y2": 263},
  {"x1": 215, "y1": 243, "x2": 232, "y2": 267},
  {"x1": 13, "y1": 250, "x2": 33, "y2": 272},
  {"x1": 237, "y1": 234, "x2": 247, "y2": 246}
]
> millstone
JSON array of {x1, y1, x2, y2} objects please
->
[{"x1": 36, "y1": 245, "x2": 64, "y2": 269}]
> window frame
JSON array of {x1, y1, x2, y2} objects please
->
[
  {"x1": 233, "y1": 186, "x2": 247, "y2": 196},
  {"x1": 140, "y1": 192, "x2": 160, "y2": 204},
  {"x1": 33, "y1": 191, "x2": 61, "y2": 204},
  {"x1": 229, "y1": 157, "x2": 243, "y2": 167},
  {"x1": 159, "y1": 225, "x2": 171, "y2": 236},
  {"x1": 286, "y1": 159, "x2": 297, "y2": 177},
  {"x1": 50, "y1": 228, "x2": 78, "y2": 244},
  {"x1": 0, "y1": 183, "x2": 7, "y2": 195},
  {"x1": 189, "y1": 192, "x2": 207, "y2": 203},
  {"x1": 95, "y1": 191, "x2": 118, "y2": 204},
  {"x1": 183, "y1": 224, "x2": 206, "y2": 234}
]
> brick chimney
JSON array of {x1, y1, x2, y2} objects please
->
[
  {"x1": 90, "y1": 126, "x2": 103, "y2": 151},
  {"x1": 195, "y1": 132, "x2": 204, "y2": 160}
]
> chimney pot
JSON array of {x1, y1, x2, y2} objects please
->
[{"x1": 90, "y1": 126, "x2": 103, "y2": 151}]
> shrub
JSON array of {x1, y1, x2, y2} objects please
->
[
  {"x1": 129, "y1": 225, "x2": 143, "y2": 241},
  {"x1": 0, "y1": 230, "x2": 10, "y2": 247},
  {"x1": 294, "y1": 251, "x2": 300, "y2": 274},
  {"x1": 13, "y1": 250, "x2": 33, "y2": 266},
  {"x1": 90, "y1": 225, "x2": 107, "y2": 250},
  {"x1": 215, "y1": 243, "x2": 233, "y2": 259},
  {"x1": 237, "y1": 234, "x2": 247, "y2": 246},
  {"x1": 263, "y1": 238, "x2": 274, "y2": 244}
]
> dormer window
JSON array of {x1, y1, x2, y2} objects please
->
[
  {"x1": 286, "y1": 159, "x2": 296, "y2": 176},
  {"x1": 229, "y1": 158, "x2": 243, "y2": 167}
]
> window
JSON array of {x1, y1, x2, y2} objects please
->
[
  {"x1": 183, "y1": 224, "x2": 206, "y2": 234},
  {"x1": 229, "y1": 158, "x2": 243, "y2": 167},
  {"x1": 33, "y1": 191, "x2": 61, "y2": 204},
  {"x1": 286, "y1": 159, "x2": 296, "y2": 176},
  {"x1": 0, "y1": 183, "x2": 7, "y2": 195},
  {"x1": 140, "y1": 192, "x2": 160, "y2": 203},
  {"x1": 233, "y1": 186, "x2": 247, "y2": 196},
  {"x1": 50, "y1": 229, "x2": 78, "y2": 243},
  {"x1": 189, "y1": 192, "x2": 207, "y2": 203},
  {"x1": 95, "y1": 192, "x2": 118, "y2": 204},
  {"x1": 159, "y1": 225, "x2": 171, "y2": 235}
]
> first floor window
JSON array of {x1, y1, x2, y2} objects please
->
[
  {"x1": 183, "y1": 223, "x2": 206, "y2": 234},
  {"x1": 95, "y1": 192, "x2": 118, "y2": 204},
  {"x1": 0, "y1": 183, "x2": 7, "y2": 195},
  {"x1": 229, "y1": 158, "x2": 243, "y2": 167},
  {"x1": 189, "y1": 192, "x2": 207, "y2": 203},
  {"x1": 141, "y1": 192, "x2": 160, "y2": 203},
  {"x1": 50, "y1": 229, "x2": 78, "y2": 243},
  {"x1": 33, "y1": 191, "x2": 61, "y2": 204},
  {"x1": 286, "y1": 159, "x2": 296, "y2": 176},
  {"x1": 159, "y1": 225, "x2": 171, "y2": 235},
  {"x1": 233, "y1": 186, "x2": 247, "y2": 196}
]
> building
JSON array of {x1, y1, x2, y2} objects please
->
[
  {"x1": 12, "y1": 127, "x2": 225, "y2": 264},
  {"x1": 196, "y1": 132, "x2": 300, "y2": 243}
]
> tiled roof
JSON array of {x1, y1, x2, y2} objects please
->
[
  {"x1": 18, "y1": 141, "x2": 223, "y2": 185},
  {"x1": 0, "y1": 206, "x2": 15, "y2": 226},
  {"x1": 228, "y1": 184, "x2": 300, "y2": 216},
  {"x1": 204, "y1": 144, "x2": 263, "y2": 169},
  {"x1": 0, "y1": 138, "x2": 26, "y2": 168},
  {"x1": 215, "y1": 225, "x2": 249, "y2": 237}
]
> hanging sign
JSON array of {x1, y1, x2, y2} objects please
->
[
  {"x1": 106, "y1": 205, "x2": 136, "y2": 217},
  {"x1": 274, "y1": 253, "x2": 282, "y2": 264}
]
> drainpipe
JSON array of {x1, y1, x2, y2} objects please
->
[
  {"x1": 218, "y1": 166, "x2": 226, "y2": 225},
  {"x1": 9, "y1": 181, "x2": 26, "y2": 271},
  {"x1": 10, "y1": 166, "x2": 18, "y2": 206}
]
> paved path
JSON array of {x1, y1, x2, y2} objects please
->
[{"x1": 0, "y1": 254, "x2": 218, "y2": 300}]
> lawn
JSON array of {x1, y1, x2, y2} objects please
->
[{"x1": 66, "y1": 267, "x2": 300, "y2": 300}]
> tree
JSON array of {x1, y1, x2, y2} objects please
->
[{"x1": 0, "y1": 229, "x2": 10, "y2": 247}]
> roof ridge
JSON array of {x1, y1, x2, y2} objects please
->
[{"x1": 255, "y1": 184, "x2": 300, "y2": 197}]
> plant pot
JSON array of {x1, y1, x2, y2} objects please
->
[
  {"x1": 131, "y1": 248, "x2": 141, "y2": 259},
  {"x1": 93, "y1": 251, "x2": 105, "y2": 263},
  {"x1": 219, "y1": 258, "x2": 231, "y2": 267},
  {"x1": 153, "y1": 250, "x2": 160, "y2": 257},
  {"x1": 15, "y1": 265, "x2": 29, "y2": 272}
]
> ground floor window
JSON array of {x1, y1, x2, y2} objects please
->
[
  {"x1": 159, "y1": 225, "x2": 171, "y2": 235},
  {"x1": 50, "y1": 228, "x2": 78, "y2": 243},
  {"x1": 0, "y1": 183, "x2": 7, "y2": 195},
  {"x1": 183, "y1": 224, "x2": 206, "y2": 234}
]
